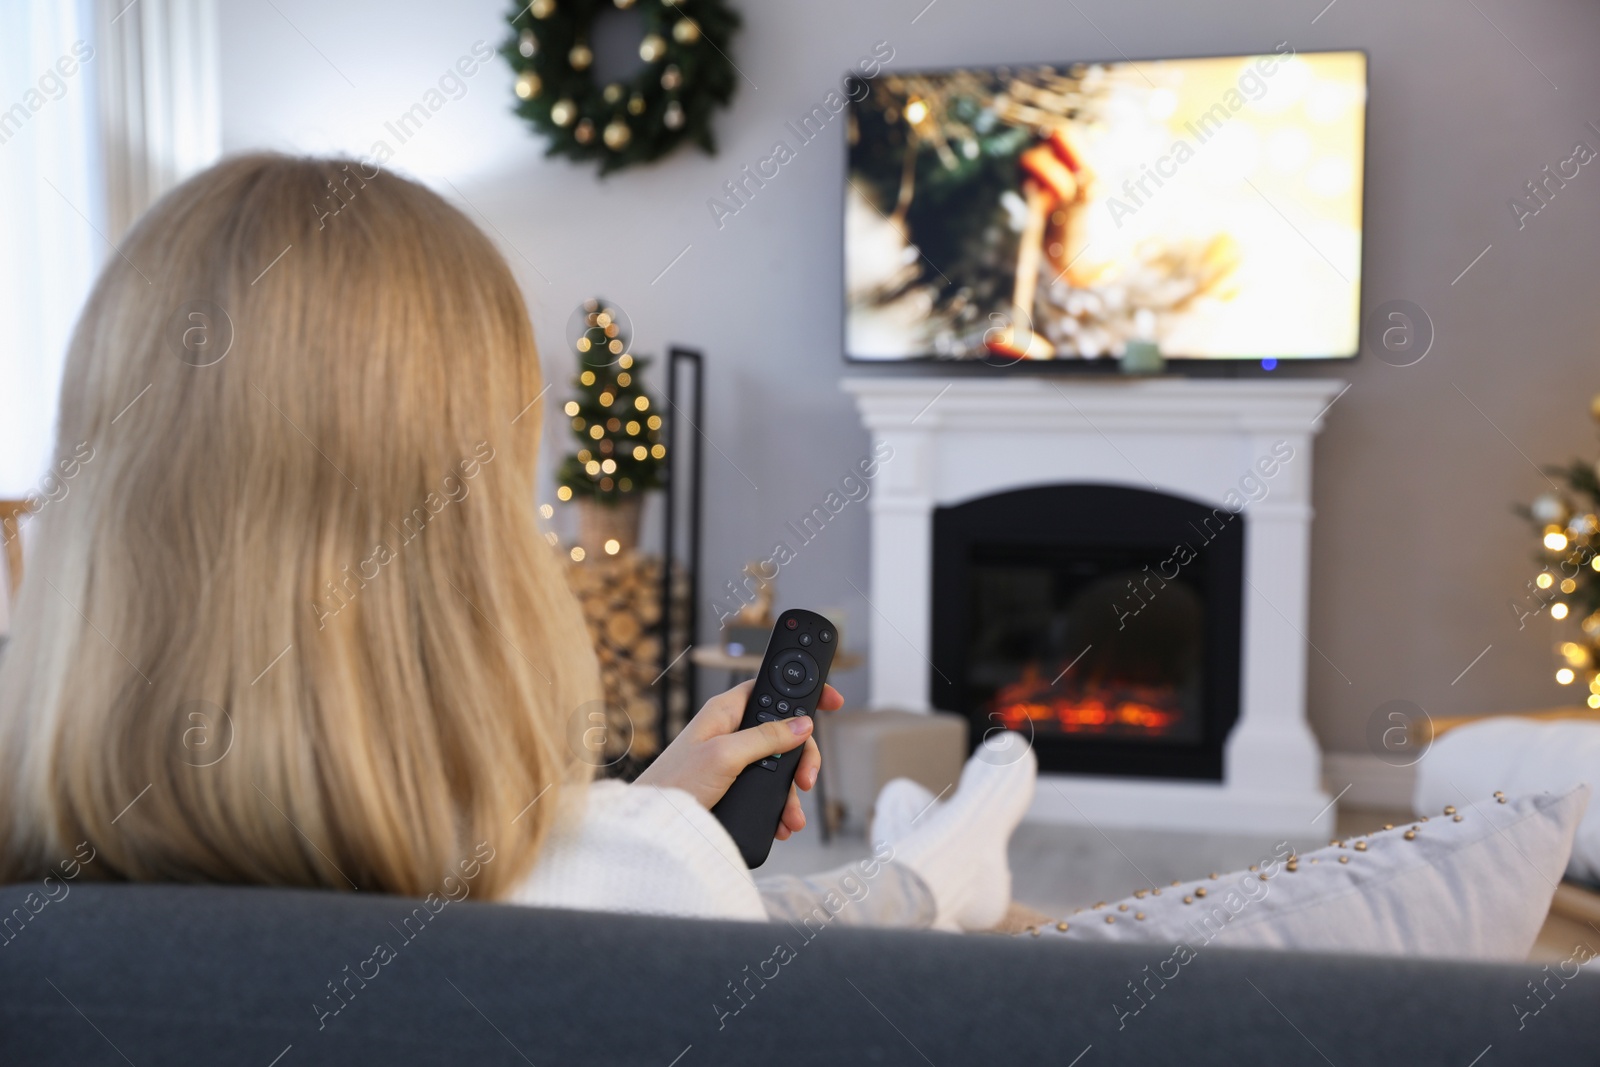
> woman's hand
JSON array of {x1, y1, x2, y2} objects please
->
[{"x1": 635, "y1": 680, "x2": 842, "y2": 841}]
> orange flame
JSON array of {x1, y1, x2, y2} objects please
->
[{"x1": 990, "y1": 662, "x2": 1182, "y2": 736}]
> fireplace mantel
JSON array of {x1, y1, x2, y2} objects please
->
[{"x1": 841, "y1": 375, "x2": 1345, "y2": 836}]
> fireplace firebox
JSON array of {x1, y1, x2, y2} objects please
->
[{"x1": 931, "y1": 484, "x2": 1244, "y2": 780}]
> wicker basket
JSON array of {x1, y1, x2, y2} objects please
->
[{"x1": 575, "y1": 496, "x2": 644, "y2": 556}]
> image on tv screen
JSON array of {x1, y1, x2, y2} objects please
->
[{"x1": 845, "y1": 50, "x2": 1366, "y2": 361}]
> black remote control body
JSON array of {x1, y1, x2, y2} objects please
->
[{"x1": 710, "y1": 608, "x2": 838, "y2": 868}]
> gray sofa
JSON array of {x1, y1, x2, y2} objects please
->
[{"x1": 0, "y1": 881, "x2": 1593, "y2": 1065}]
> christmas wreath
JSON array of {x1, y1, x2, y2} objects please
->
[{"x1": 501, "y1": 0, "x2": 740, "y2": 175}]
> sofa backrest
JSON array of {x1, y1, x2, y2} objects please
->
[{"x1": 0, "y1": 882, "x2": 1593, "y2": 1064}]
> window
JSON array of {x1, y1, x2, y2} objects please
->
[{"x1": 0, "y1": 0, "x2": 102, "y2": 498}]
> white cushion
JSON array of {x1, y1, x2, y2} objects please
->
[
  {"x1": 1042, "y1": 786, "x2": 1586, "y2": 962},
  {"x1": 1414, "y1": 717, "x2": 1600, "y2": 884}
]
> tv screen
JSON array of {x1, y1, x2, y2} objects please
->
[{"x1": 844, "y1": 50, "x2": 1367, "y2": 362}]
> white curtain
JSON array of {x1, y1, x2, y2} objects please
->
[{"x1": 95, "y1": 0, "x2": 221, "y2": 241}]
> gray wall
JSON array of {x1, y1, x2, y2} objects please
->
[{"x1": 217, "y1": 0, "x2": 1600, "y2": 756}]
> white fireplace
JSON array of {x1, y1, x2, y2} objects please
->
[{"x1": 841, "y1": 376, "x2": 1343, "y2": 837}]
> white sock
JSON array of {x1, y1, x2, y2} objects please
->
[
  {"x1": 869, "y1": 731, "x2": 1037, "y2": 931},
  {"x1": 870, "y1": 777, "x2": 937, "y2": 853}
]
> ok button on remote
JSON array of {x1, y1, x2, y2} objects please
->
[{"x1": 768, "y1": 648, "x2": 820, "y2": 698}]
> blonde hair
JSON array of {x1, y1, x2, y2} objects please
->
[{"x1": 0, "y1": 154, "x2": 600, "y2": 897}]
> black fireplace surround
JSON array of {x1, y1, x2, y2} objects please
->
[{"x1": 931, "y1": 484, "x2": 1244, "y2": 780}]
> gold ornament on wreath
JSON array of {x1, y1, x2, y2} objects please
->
[{"x1": 500, "y1": 0, "x2": 740, "y2": 175}]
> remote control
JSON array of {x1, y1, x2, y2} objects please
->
[{"x1": 711, "y1": 608, "x2": 838, "y2": 868}]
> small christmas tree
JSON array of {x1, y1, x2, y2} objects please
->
[
  {"x1": 1521, "y1": 392, "x2": 1600, "y2": 705},
  {"x1": 555, "y1": 299, "x2": 666, "y2": 542}
]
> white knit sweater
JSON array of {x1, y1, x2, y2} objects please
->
[{"x1": 504, "y1": 780, "x2": 769, "y2": 921}]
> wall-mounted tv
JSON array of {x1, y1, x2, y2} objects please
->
[{"x1": 845, "y1": 49, "x2": 1366, "y2": 362}]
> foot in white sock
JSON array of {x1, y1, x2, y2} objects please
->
[
  {"x1": 872, "y1": 731, "x2": 1037, "y2": 931},
  {"x1": 870, "y1": 777, "x2": 938, "y2": 852}
]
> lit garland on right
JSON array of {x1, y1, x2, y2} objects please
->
[{"x1": 1522, "y1": 393, "x2": 1600, "y2": 705}]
